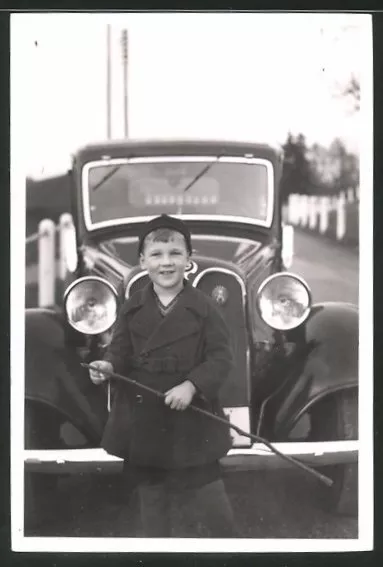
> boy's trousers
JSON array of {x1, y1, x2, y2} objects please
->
[{"x1": 125, "y1": 462, "x2": 237, "y2": 538}]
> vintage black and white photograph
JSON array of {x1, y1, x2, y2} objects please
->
[{"x1": 11, "y1": 11, "x2": 373, "y2": 552}]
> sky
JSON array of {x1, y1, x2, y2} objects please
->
[{"x1": 11, "y1": 12, "x2": 371, "y2": 177}]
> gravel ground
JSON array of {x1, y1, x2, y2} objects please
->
[{"x1": 25, "y1": 469, "x2": 357, "y2": 539}]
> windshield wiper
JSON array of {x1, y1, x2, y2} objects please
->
[
  {"x1": 91, "y1": 154, "x2": 223, "y2": 195},
  {"x1": 92, "y1": 165, "x2": 122, "y2": 192},
  {"x1": 182, "y1": 154, "x2": 223, "y2": 193}
]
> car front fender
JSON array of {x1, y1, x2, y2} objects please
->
[
  {"x1": 25, "y1": 308, "x2": 107, "y2": 443},
  {"x1": 268, "y1": 302, "x2": 359, "y2": 437}
]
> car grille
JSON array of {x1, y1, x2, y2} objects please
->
[{"x1": 193, "y1": 269, "x2": 250, "y2": 408}]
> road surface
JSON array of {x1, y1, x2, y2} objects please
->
[
  {"x1": 292, "y1": 230, "x2": 358, "y2": 305},
  {"x1": 25, "y1": 231, "x2": 359, "y2": 540}
]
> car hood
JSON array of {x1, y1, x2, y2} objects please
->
[
  {"x1": 96, "y1": 233, "x2": 266, "y2": 274},
  {"x1": 81, "y1": 225, "x2": 279, "y2": 304}
]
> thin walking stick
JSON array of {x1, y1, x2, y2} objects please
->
[{"x1": 82, "y1": 362, "x2": 334, "y2": 487}]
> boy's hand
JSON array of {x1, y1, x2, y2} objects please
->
[
  {"x1": 89, "y1": 360, "x2": 113, "y2": 385},
  {"x1": 164, "y1": 380, "x2": 197, "y2": 411}
]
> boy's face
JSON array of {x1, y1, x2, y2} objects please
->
[{"x1": 140, "y1": 232, "x2": 190, "y2": 292}]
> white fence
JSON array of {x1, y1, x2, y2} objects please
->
[
  {"x1": 26, "y1": 214, "x2": 76, "y2": 308},
  {"x1": 284, "y1": 189, "x2": 359, "y2": 244}
]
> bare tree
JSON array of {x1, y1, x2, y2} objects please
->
[{"x1": 342, "y1": 75, "x2": 360, "y2": 111}]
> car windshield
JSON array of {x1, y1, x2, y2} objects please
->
[{"x1": 83, "y1": 157, "x2": 272, "y2": 228}]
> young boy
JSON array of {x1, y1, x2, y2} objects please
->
[{"x1": 90, "y1": 214, "x2": 236, "y2": 538}]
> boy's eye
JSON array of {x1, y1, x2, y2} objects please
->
[{"x1": 148, "y1": 249, "x2": 184, "y2": 257}]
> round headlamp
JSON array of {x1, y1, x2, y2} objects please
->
[
  {"x1": 64, "y1": 277, "x2": 118, "y2": 335},
  {"x1": 256, "y1": 272, "x2": 312, "y2": 331}
]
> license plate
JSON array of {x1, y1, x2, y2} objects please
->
[{"x1": 223, "y1": 406, "x2": 252, "y2": 447}]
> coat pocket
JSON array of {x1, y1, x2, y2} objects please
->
[
  {"x1": 128, "y1": 394, "x2": 176, "y2": 467},
  {"x1": 170, "y1": 397, "x2": 232, "y2": 467}
]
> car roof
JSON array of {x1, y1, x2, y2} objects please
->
[{"x1": 73, "y1": 138, "x2": 282, "y2": 164}]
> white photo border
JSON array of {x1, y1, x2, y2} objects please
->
[{"x1": 11, "y1": 11, "x2": 374, "y2": 553}]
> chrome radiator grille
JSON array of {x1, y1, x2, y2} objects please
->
[{"x1": 193, "y1": 269, "x2": 250, "y2": 408}]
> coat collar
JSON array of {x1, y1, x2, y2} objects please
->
[
  {"x1": 125, "y1": 280, "x2": 208, "y2": 354},
  {"x1": 125, "y1": 280, "x2": 208, "y2": 317}
]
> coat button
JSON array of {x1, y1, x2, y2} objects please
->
[{"x1": 136, "y1": 394, "x2": 143, "y2": 403}]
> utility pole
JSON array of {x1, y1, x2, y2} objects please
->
[
  {"x1": 121, "y1": 29, "x2": 129, "y2": 138},
  {"x1": 106, "y1": 24, "x2": 112, "y2": 139}
]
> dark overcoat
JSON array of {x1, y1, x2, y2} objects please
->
[{"x1": 101, "y1": 281, "x2": 234, "y2": 469}]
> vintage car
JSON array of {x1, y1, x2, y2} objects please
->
[{"x1": 24, "y1": 139, "x2": 358, "y2": 529}]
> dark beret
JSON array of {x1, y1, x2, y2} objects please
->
[{"x1": 138, "y1": 214, "x2": 192, "y2": 255}]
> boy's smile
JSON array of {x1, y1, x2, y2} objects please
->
[{"x1": 140, "y1": 233, "x2": 190, "y2": 295}]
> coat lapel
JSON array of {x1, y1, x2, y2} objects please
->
[{"x1": 129, "y1": 281, "x2": 206, "y2": 354}]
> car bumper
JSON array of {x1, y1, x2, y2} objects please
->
[{"x1": 24, "y1": 440, "x2": 358, "y2": 474}]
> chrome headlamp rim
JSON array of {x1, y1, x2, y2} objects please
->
[
  {"x1": 256, "y1": 271, "x2": 312, "y2": 331},
  {"x1": 63, "y1": 275, "x2": 119, "y2": 301},
  {"x1": 64, "y1": 276, "x2": 119, "y2": 335}
]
